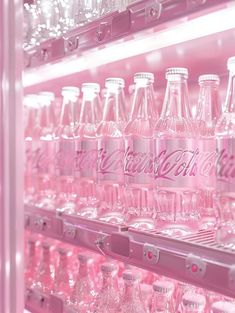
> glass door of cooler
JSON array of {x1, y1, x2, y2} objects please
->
[
  {"x1": 0, "y1": 1, "x2": 24, "y2": 313},
  {"x1": 23, "y1": 0, "x2": 235, "y2": 313}
]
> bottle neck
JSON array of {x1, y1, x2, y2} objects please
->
[
  {"x1": 225, "y1": 71, "x2": 235, "y2": 113},
  {"x1": 123, "y1": 281, "x2": 140, "y2": 301},
  {"x1": 130, "y1": 83, "x2": 156, "y2": 121},
  {"x1": 80, "y1": 92, "x2": 100, "y2": 124},
  {"x1": 161, "y1": 78, "x2": 191, "y2": 119},
  {"x1": 196, "y1": 82, "x2": 220, "y2": 123},
  {"x1": 42, "y1": 248, "x2": 51, "y2": 263},
  {"x1": 60, "y1": 97, "x2": 77, "y2": 127},
  {"x1": 103, "y1": 89, "x2": 126, "y2": 123},
  {"x1": 59, "y1": 254, "x2": 68, "y2": 269},
  {"x1": 40, "y1": 103, "x2": 55, "y2": 129}
]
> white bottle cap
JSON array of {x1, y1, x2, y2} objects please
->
[
  {"x1": 166, "y1": 67, "x2": 188, "y2": 79},
  {"x1": 227, "y1": 56, "x2": 235, "y2": 71},
  {"x1": 182, "y1": 292, "x2": 206, "y2": 309},
  {"x1": 212, "y1": 301, "x2": 235, "y2": 313},
  {"x1": 62, "y1": 86, "x2": 80, "y2": 97},
  {"x1": 153, "y1": 280, "x2": 175, "y2": 294},
  {"x1": 24, "y1": 94, "x2": 39, "y2": 108},
  {"x1": 100, "y1": 262, "x2": 117, "y2": 273},
  {"x1": 134, "y1": 72, "x2": 154, "y2": 83},
  {"x1": 78, "y1": 252, "x2": 93, "y2": 264},
  {"x1": 82, "y1": 83, "x2": 100, "y2": 93},
  {"x1": 198, "y1": 74, "x2": 220, "y2": 84},
  {"x1": 105, "y1": 78, "x2": 125, "y2": 88},
  {"x1": 122, "y1": 270, "x2": 140, "y2": 282},
  {"x1": 38, "y1": 92, "x2": 55, "y2": 107}
]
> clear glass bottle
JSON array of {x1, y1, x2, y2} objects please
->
[
  {"x1": 196, "y1": 74, "x2": 220, "y2": 229},
  {"x1": 25, "y1": 236, "x2": 39, "y2": 287},
  {"x1": 24, "y1": 94, "x2": 40, "y2": 206},
  {"x1": 97, "y1": 78, "x2": 127, "y2": 224},
  {"x1": 75, "y1": 83, "x2": 101, "y2": 219},
  {"x1": 69, "y1": 253, "x2": 97, "y2": 313},
  {"x1": 94, "y1": 262, "x2": 120, "y2": 313},
  {"x1": 124, "y1": 72, "x2": 157, "y2": 229},
  {"x1": 33, "y1": 241, "x2": 55, "y2": 293},
  {"x1": 150, "y1": 280, "x2": 175, "y2": 313},
  {"x1": 154, "y1": 68, "x2": 199, "y2": 236},
  {"x1": 34, "y1": 92, "x2": 58, "y2": 211},
  {"x1": 215, "y1": 56, "x2": 235, "y2": 246},
  {"x1": 53, "y1": 247, "x2": 73, "y2": 300},
  {"x1": 56, "y1": 86, "x2": 80, "y2": 214},
  {"x1": 119, "y1": 270, "x2": 148, "y2": 313}
]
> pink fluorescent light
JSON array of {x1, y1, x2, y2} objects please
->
[{"x1": 23, "y1": 4, "x2": 235, "y2": 87}]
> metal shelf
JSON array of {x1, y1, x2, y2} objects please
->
[
  {"x1": 25, "y1": 206, "x2": 235, "y2": 299},
  {"x1": 23, "y1": 0, "x2": 234, "y2": 88}
]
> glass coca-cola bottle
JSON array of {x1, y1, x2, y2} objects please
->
[
  {"x1": 69, "y1": 253, "x2": 97, "y2": 313},
  {"x1": 124, "y1": 72, "x2": 157, "y2": 230},
  {"x1": 97, "y1": 78, "x2": 127, "y2": 224},
  {"x1": 215, "y1": 56, "x2": 235, "y2": 246},
  {"x1": 34, "y1": 92, "x2": 58, "y2": 210},
  {"x1": 75, "y1": 83, "x2": 101, "y2": 219},
  {"x1": 196, "y1": 74, "x2": 220, "y2": 229},
  {"x1": 56, "y1": 86, "x2": 80, "y2": 214},
  {"x1": 24, "y1": 94, "x2": 40, "y2": 206},
  {"x1": 154, "y1": 68, "x2": 200, "y2": 236},
  {"x1": 93, "y1": 262, "x2": 120, "y2": 313},
  {"x1": 150, "y1": 279, "x2": 175, "y2": 313},
  {"x1": 119, "y1": 270, "x2": 148, "y2": 313},
  {"x1": 53, "y1": 246, "x2": 73, "y2": 300}
]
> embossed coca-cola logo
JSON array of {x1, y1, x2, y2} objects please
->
[
  {"x1": 216, "y1": 148, "x2": 235, "y2": 182},
  {"x1": 98, "y1": 148, "x2": 124, "y2": 174},
  {"x1": 124, "y1": 146, "x2": 154, "y2": 177},
  {"x1": 32, "y1": 147, "x2": 55, "y2": 171},
  {"x1": 74, "y1": 149, "x2": 97, "y2": 171}
]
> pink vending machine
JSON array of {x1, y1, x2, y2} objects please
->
[{"x1": 1, "y1": 0, "x2": 235, "y2": 313}]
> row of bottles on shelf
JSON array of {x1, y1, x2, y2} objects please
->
[
  {"x1": 24, "y1": 0, "x2": 136, "y2": 49},
  {"x1": 25, "y1": 233, "x2": 235, "y2": 313},
  {"x1": 24, "y1": 56, "x2": 235, "y2": 243}
]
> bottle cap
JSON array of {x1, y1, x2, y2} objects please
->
[
  {"x1": 78, "y1": 252, "x2": 93, "y2": 264},
  {"x1": 23, "y1": 94, "x2": 39, "y2": 108},
  {"x1": 182, "y1": 292, "x2": 206, "y2": 309},
  {"x1": 100, "y1": 262, "x2": 117, "y2": 273},
  {"x1": 198, "y1": 74, "x2": 220, "y2": 84},
  {"x1": 212, "y1": 301, "x2": 235, "y2": 313},
  {"x1": 227, "y1": 56, "x2": 235, "y2": 70},
  {"x1": 166, "y1": 67, "x2": 188, "y2": 79},
  {"x1": 153, "y1": 280, "x2": 175, "y2": 294},
  {"x1": 62, "y1": 86, "x2": 80, "y2": 97},
  {"x1": 134, "y1": 72, "x2": 154, "y2": 83},
  {"x1": 105, "y1": 78, "x2": 125, "y2": 88},
  {"x1": 57, "y1": 246, "x2": 71, "y2": 256},
  {"x1": 38, "y1": 92, "x2": 55, "y2": 101},
  {"x1": 122, "y1": 270, "x2": 140, "y2": 282},
  {"x1": 82, "y1": 83, "x2": 100, "y2": 93}
]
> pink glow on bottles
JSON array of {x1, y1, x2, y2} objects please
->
[
  {"x1": 94, "y1": 262, "x2": 120, "y2": 313},
  {"x1": 124, "y1": 72, "x2": 157, "y2": 229},
  {"x1": 154, "y1": 68, "x2": 200, "y2": 236},
  {"x1": 53, "y1": 247, "x2": 73, "y2": 300},
  {"x1": 97, "y1": 78, "x2": 127, "y2": 224},
  {"x1": 75, "y1": 83, "x2": 101, "y2": 219},
  {"x1": 24, "y1": 94, "x2": 40, "y2": 206},
  {"x1": 119, "y1": 270, "x2": 148, "y2": 313},
  {"x1": 196, "y1": 74, "x2": 220, "y2": 229},
  {"x1": 69, "y1": 253, "x2": 97, "y2": 312},
  {"x1": 56, "y1": 86, "x2": 80, "y2": 214},
  {"x1": 215, "y1": 56, "x2": 235, "y2": 246},
  {"x1": 33, "y1": 241, "x2": 55, "y2": 293},
  {"x1": 150, "y1": 279, "x2": 175, "y2": 313},
  {"x1": 34, "y1": 92, "x2": 58, "y2": 210}
]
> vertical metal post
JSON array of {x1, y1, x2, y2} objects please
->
[{"x1": 0, "y1": 0, "x2": 24, "y2": 312}]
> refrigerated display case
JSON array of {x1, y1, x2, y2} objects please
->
[{"x1": 3, "y1": 0, "x2": 235, "y2": 312}]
